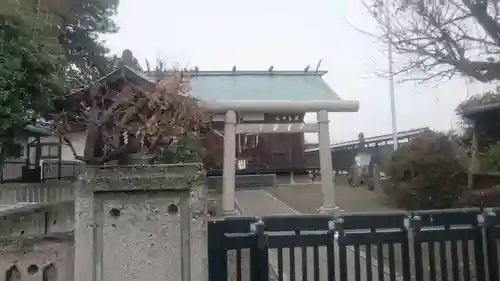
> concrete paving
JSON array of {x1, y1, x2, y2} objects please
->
[
  {"x1": 0, "y1": 202, "x2": 39, "y2": 213},
  {"x1": 235, "y1": 189, "x2": 402, "y2": 281}
]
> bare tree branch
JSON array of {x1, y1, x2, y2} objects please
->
[
  {"x1": 61, "y1": 136, "x2": 86, "y2": 162},
  {"x1": 362, "y1": 0, "x2": 500, "y2": 82},
  {"x1": 54, "y1": 67, "x2": 210, "y2": 165}
]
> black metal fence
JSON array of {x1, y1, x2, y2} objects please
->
[
  {"x1": 208, "y1": 208, "x2": 500, "y2": 281},
  {"x1": 0, "y1": 160, "x2": 26, "y2": 183},
  {"x1": 1, "y1": 160, "x2": 83, "y2": 183}
]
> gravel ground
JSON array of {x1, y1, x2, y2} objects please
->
[
  {"x1": 209, "y1": 177, "x2": 404, "y2": 281},
  {"x1": 265, "y1": 178, "x2": 482, "y2": 281},
  {"x1": 265, "y1": 176, "x2": 400, "y2": 214}
]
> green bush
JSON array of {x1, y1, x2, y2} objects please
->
[
  {"x1": 153, "y1": 136, "x2": 206, "y2": 164},
  {"x1": 457, "y1": 185, "x2": 500, "y2": 207},
  {"x1": 481, "y1": 141, "x2": 500, "y2": 171},
  {"x1": 385, "y1": 131, "x2": 467, "y2": 210}
]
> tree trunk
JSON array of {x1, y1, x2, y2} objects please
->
[{"x1": 83, "y1": 125, "x2": 98, "y2": 161}]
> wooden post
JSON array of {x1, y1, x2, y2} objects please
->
[
  {"x1": 35, "y1": 136, "x2": 41, "y2": 166},
  {"x1": 25, "y1": 140, "x2": 30, "y2": 166},
  {"x1": 372, "y1": 164, "x2": 380, "y2": 190},
  {"x1": 58, "y1": 136, "x2": 63, "y2": 179},
  {"x1": 469, "y1": 122, "x2": 480, "y2": 189}
]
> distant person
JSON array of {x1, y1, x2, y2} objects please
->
[
  {"x1": 311, "y1": 170, "x2": 320, "y2": 181},
  {"x1": 348, "y1": 164, "x2": 358, "y2": 187},
  {"x1": 367, "y1": 158, "x2": 375, "y2": 190}
]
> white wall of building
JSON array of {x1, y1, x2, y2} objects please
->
[
  {"x1": 61, "y1": 131, "x2": 87, "y2": 161},
  {"x1": 39, "y1": 131, "x2": 87, "y2": 162}
]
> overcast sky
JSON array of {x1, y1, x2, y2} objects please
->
[{"x1": 103, "y1": 0, "x2": 496, "y2": 143}]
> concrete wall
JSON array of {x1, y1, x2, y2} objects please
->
[
  {"x1": 0, "y1": 241, "x2": 74, "y2": 281},
  {"x1": 95, "y1": 191, "x2": 206, "y2": 281},
  {"x1": 0, "y1": 202, "x2": 75, "y2": 281},
  {"x1": 0, "y1": 204, "x2": 73, "y2": 237},
  {"x1": 74, "y1": 164, "x2": 207, "y2": 281},
  {"x1": 0, "y1": 164, "x2": 207, "y2": 281}
]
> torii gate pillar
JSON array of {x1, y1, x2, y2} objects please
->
[
  {"x1": 205, "y1": 100, "x2": 359, "y2": 216},
  {"x1": 316, "y1": 109, "x2": 338, "y2": 214},
  {"x1": 222, "y1": 110, "x2": 238, "y2": 215}
]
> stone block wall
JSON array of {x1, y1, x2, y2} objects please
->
[
  {"x1": 0, "y1": 202, "x2": 75, "y2": 281},
  {"x1": 75, "y1": 163, "x2": 208, "y2": 281},
  {"x1": 96, "y1": 191, "x2": 206, "y2": 281},
  {"x1": 0, "y1": 163, "x2": 208, "y2": 281},
  {"x1": 0, "y1": 241, "x2": 74, "y2": 281},
  {"x1": 0, "y1": 202, "x2": 74, "y2": 238}
]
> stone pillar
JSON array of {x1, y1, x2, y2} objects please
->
[
  {"x1": 74, "y1": 173, "x2": 95, "y2": 281},
  {"x1": 74, "y1": 164, "x2": 208, "y2": 281},
  {"x1": 222, "y1": 110, "x2": 238, "y2": 215},
  {"x1": 316, "y1": 110, "x2": 338, "y2": 214}
]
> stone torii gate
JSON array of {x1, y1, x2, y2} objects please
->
[{"x1": 204, "y1": 100, "x2": 360, "y2": 215}]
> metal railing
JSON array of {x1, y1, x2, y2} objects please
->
[
  {"x1": 208, "y1": 208, "x2": 500, "y2": 281},
  {"x1": 0, "y1": 160, "x2": 26, "y2": 183},
  {"x1": 0, "y1": 183, "x2": 74, "y2": 204},
  {"x1": 1, "y1": 160, "x2": 84, "y2": 183},
  {"x1": 0, "y1": 160, "x2": 79, "y2": 204}
]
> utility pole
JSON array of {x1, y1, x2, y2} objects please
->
[{"x1": 385, "y1": 0, "x2": 398, "y2": 151}]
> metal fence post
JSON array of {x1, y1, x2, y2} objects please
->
[
  {"x1": 479, "y1": 208, "x2": 497, "y2": 281},
  {"x1": 401, "y1": 215, "x2": 413, "y2": 281},
  {"x1": 327, "y1": 219, "x2": 336, "y2": 281},
  {"x1": 250, "y1": 219, "x2": 268, "y2": 281},
  {"x1": 208, "y1": 219, "x2": 227, "y2": 281},
  {"x1": 472, "y1": 210, "x2": 487, "y2": 281},
  {"x1": 58, "y1": 160, "x2": 62, "y2": 179},
  {"x1": 408, "y1": 215, "x2": 422, "y2": 281},
  {"x1": 41, "y1": 162, "x2": 46, "y2": 182},
  {"x1": 335, "y1": 217, "x2": 348, "y2": 281}
]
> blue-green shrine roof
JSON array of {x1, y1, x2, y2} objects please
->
[
  {"x1": 145, "y1": 70, "x2": 341, "y2": 101},
  {"x1": 77, "y1": 66, "x2": 342, "y2": 102}
]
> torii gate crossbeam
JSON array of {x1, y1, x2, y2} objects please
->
[{"x1": 203, "y1": 100, "x2": 360, "y2": 215}]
